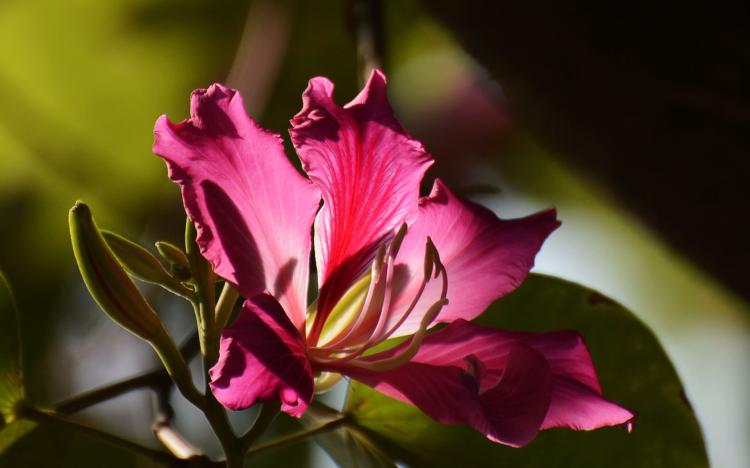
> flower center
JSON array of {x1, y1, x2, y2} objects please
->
[{"x1": 307, "y1": 224, "x2": 449, "y2": 373}]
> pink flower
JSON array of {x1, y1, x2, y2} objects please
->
[{"x1": 153, "y1": 71, "x2": 634, "y2": 447}]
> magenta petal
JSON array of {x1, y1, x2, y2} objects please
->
[
  {"x1": 542, "y1": 377, "x2": 636, "y2": 430},
  {"x1": 344, "y1": 342, "x2": 553, "y2": 447},
  {"x1": 472, "y1": 343, "x2": 553, "y2": 445},
  {"x1": 387, "y1": 180, "x2": 560, "y2": 337},
  {"x1": 417, "y1": 321, "x2": 634, "y2": 430},
  {"x1": 208, "y1": 294, "x2": 313, "y2": 417},
  {"x1": 290, "y1": 70, "x2": 433, "y2": 321},
  {"x1": 340, "y1": 320, "x2": 633, "y2": 444},
  {"x1": 153, "y1": 84, "x2": 320, "y2": 328}
]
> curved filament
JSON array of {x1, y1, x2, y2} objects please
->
[{"x1": 313, "y1": 236, "x2": 449, "y2": 372}]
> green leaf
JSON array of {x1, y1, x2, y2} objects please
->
[
  {"x1": 344, "y1": 274, "x2": 708, "y2": 467},
  {"x1": 0, "y1": 271, "x2": 24, "y2": 423},
  {"x1": 302, "y1": 404, "x2": 396, "y2": 468},
  {"x1": 0, "y1": 272, "x2": 32, "y2": 455},
  {"x1": 0, "y1": 419, "x2": 36, "y2": 454}
]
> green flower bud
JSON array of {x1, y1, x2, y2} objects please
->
[
  {"x1": 103, "y1": 231, "x2": 173, "y2": 285},
  {"x1": 102, "y1": 231, "x2": 193, "y2": 299},
  {"x1": 70, "y1": 204, "x2": 203, "y2": 405},
  {"x1": 155, "y1": 241, "x2": 192, "y2": 281},
  {"x1": 69, "y1": 202, "x2": 165, "y2": 341}
]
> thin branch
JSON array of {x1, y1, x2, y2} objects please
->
[
  {"x1": 149, "y1": 365, "x2": 203, "y2": 460},
  {"x1": 348, "y1": 0, "x2": 386, "y2": 85},
  {"x1": 54, "y1": 370, "x2": 166, "y2": 414},
  {"x1": 239, "y1": 402, "x2": 280, "y2": 454},
  {"x1": 152, "y1": 418, "x2": 202, "y2": 460},
  {"x1": 53, "y1": 332, "x2": 199, "y2": 414},
  {"x1": 20, "y1": 406, "x2": 184, "y2": 467},
  {"x1": 201, "y1": 361, "x2": 242, "y2": 467},
  {"x1": 246, "y1": 415, "x2": 347, "y2": 458},
  {"x1": 214, "y1": 282, "x2": 239, "y2": 332}
]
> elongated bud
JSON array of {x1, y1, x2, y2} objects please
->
[
  {"x1": 155, "y1": 241, "x2": 191, "y2": 281},
  {"x1": 70, "y1": 203, "x2": 204, "y2": 405},
  {"x1": 103, "y1": 231, "x2": 177, "y2": 287},
  {"x1": 103, "y1": 232, "x2": 193, "y2": 300},
  {"x1": 69, "y1": 202, "x2": 165, "y2": 341}
]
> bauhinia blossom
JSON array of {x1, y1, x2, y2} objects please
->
[{"x1": 153, "y1": 70, "x2": 634, "y2": 447}]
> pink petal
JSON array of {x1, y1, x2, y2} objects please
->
[
  {"x1": 208, "y1": 294, "x2": 313, "y2": 417},
  {"x1": 343, "y1": 342, "x2": 553, "y2": 447},
  {"x1": 414, "y1": 320, "x2": 634, "y2": 429},
  {"x1": 542, "y1": 377, "x2": 636, "y2": 430},
  {"x1": 153, "y1": 84, "x2": 320, "y2": 328},
  {"x1": 339, "y1": 320, "x2": 633, "y2": 445},
  {"x1": 386, "y1": 180, "x2": 560, "y2": 337},
  {"x1": 289, "y1": 70, "x2": 433, "y2": 333}
]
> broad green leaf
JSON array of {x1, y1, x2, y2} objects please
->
[
  {"x1": 0, "y1": 420, "x2": 36, "y2": 454},
  {"x1": 0, "y1": 272, "x2": 32, "y2": 455},
  {"x1": 344, "y1": 274, "x2": 708, "y2": 467},
  {"x1": 249, "y1": 413, "x2": 314, "y2": 468},
  {"x1": 0, "y1": 271, "x2": 24, "y2": 423},
  {"x1": 302, "y1": 404, "x2": 395, "y2": 468}
]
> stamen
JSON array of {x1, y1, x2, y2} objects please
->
[
  {"x1": 348, "y1": 223, "x2": 406, "y2": 349},
  {"x1": 307, "y1": 233, "x2": 391, "y2": 346},
  {"x1": 319, "y1": 243, "x2": 387, "y2": 348},
  {"x1": 378, "y1": 237, "x2": 446, "y2": 343},
  {"x1": 337, "y1": 235, "x2": 438, "y2": 360},
  {"x1": 309, "y1": 273, "x2": 371, "y2": 346},
  {"x1": 346, "y1": 294, "x2": 448, "y2": 372},
  {"x1": 313, "y1": 224, "x2": 407, "y2": 352},
  {"x1": 314, "y1": 236, "x2": 449, "y2": 371}
]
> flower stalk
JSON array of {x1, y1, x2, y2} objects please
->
[{"x1": 215, "y1": 282, "x2": 239, "y2": 332}]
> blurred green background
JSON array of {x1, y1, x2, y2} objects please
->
[{"x1": 1, "y1": 0, "x2": 748, "y2": 466}]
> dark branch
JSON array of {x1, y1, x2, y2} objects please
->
[
  {"x1": 348, "y1": 0, "x2": 385, "y2": 85},
  {"x1": 54, "y1": 332, "x2": 199, "y2": 414}
]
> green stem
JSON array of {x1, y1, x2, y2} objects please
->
[
  {"x1": 246, "y1": 415, "x2": 347, "y2": 458},
  {"x1": 202, "y1": 355, "x2": 242, "y2": 467},
  {"x1": 21, "y1": 406, "x2": 183, "y2": 467},
  {"x1": 186, "y1": 219, "x2": 245, "y2": 466},
  {"x1": 240, "y1": 402, "x2": 281, "y2": 454},
  {"x1": 151, "y1": 331, "x2": 205, "y2": 410},
  {"x1": 185, "y1": 218, "x2": 216, "y2": 357},
  {"x1": 214, "y1": 282, "x2": 239, "y2": 332}
]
